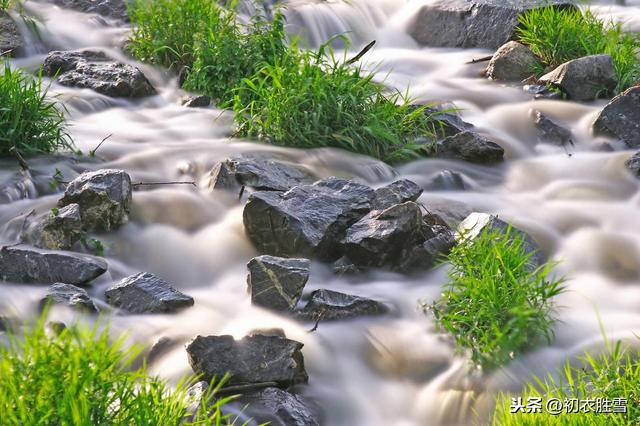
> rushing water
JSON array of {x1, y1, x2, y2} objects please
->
[{"x1": 2, "y1": 0, "x2": 640, "y2": 425}]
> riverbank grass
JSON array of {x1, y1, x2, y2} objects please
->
[
  {"x1": 493, "y1": 340, "x2": 640, "y2": 425},
  {"x1": 0, "y1": 319, "x2": 235, "y2": 425},
  {"x1": 0, "y1": 64, "x2": 72, "y2": 157},
  {"x1": 430, "y1": 228, "x2": 565, "y2": 370},
  {"x1": 518, "y1": 6, "x2": 640, "y2": 92}
]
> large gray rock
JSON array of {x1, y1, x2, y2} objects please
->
[
  {"x1": 487, "y1": 41, "x2": 540, "y2": 82},
  {"x1": 209, "y1": 157, "x2": 317, "y2": 192},
  {"x1": 626, "y1": 151, "x2": 640, "y2": 178},
  {"x1": 105, "y1": 272, "x2": 194, "y2": 313},
  {"x1": 243, "y1": 177, "x2": 375, "y2": 260},
  {"x1": 394, "y1": 228, "x2": 455, "y2": 273},
  {"x1": 247, "y1": 256, "x2": 310, "y2": 311},
  {"x1": 234, "y1": 387, "x2": 321, "y2": 426},
  {"x1": 539, "y1": 54, "x2": 618, "y2": 101},
  {"x1": 0, "y1": 245, "x2": 107, "y2": 285},
  {"x1": 409, "y1": 0, "x2": 575, "y2": 49},
  {"x1": 435, "y1": 131, "x2": 504, "y2": 163},
  {"x1": 0, "y1": 12, "x2": 22, "y2": 57},
  {"x1": 372, "y1": 179, "x2": 423, "y2": 211},
  {"x1": 186, "y1": 334, "x2": 308, "y2": 387},
  {"x1": 533, "y1": 110, "x2": 573, "y2": 146},
  {"x1": 297, "y1": 289, "x2": 389, "y2": 321},
  {"x1": 419, "y1": 105, "x2": 473, "y2": 139},
  {"x1": 593, "y1": 86, "x2": 640, "y2": 148},
  {"x1": 341, "y1": 202, "x2": 423, "y2": 267},
  {"x1": 40, "y1": 283, "x2": 98, "y2": 313},
  {"x1": 28, "y1": 204, "x2": 84, "y2": 250},
  {"x1": 58, "y1": 169, "x2": 132, "y2": 232},
  {"x1": 42, "y1": 50, "x2": 155, "y2": 98},
  {"x1": 52, "y1": 0, "x2": 129, "y2": 21}
]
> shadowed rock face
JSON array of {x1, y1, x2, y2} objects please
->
[
  {"x1": 409, "y1": 0, "x2": 576, "y2": 49},
  {"x1": 626, "y1": 151, "x2": 640, "y2": 178},
  {"x1": 0, "y1": 12, "x2": 22, "y2": 57},
  {"x1": 297, "y1": 289, "x2": 389, "y2": 321},
  {"x1": 532, "y1": 110, "x2": 573, "y2": 146},
  {"x1": 234, "y1": 387, "x2": 321, "y2": 426},
  {"x1": 593, "y1": 86, "x2": 640, "y2": 148},
  {"x1": 539, "y1": 54, "x2": 618, "y2": 101},
  {"x1": 435, "y1": 131, "x2": 504, "y2": 163},
  {"x1": 53, "y1": 0, "x2": 130, "y2": 21},
  {"x1": 105, "y1": 272, "x2": 194, "y2": 314},
  {"x1": 27, "y1": 204, "x2": 84, "y2": 250},
  {"x1": 247, "y1": 256, "x2": 310, "y2": 312},
  {"x1": 40, "y1": 283, "x2": 98, "y2": 313}
]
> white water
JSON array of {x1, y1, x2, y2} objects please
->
[{"x1": 2, "y1": 0, "x2": 640, "y2": 425}]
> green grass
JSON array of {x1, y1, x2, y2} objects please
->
[
  {"x1": 429, "y1": 227, "x2": 565, "y2": 370},
  {"x1": 0, "y1": 63, "x2": 72, "y2": 157},
  {"x1": 493, "y1": 340, "x2": 640, "y2": 425},
  {"x1": 231, "y1": 39, "x2": 440, "y2": 164},
  {"x1": 518, "y1": 6, "x2": 640, "y2": 92},
  {"x1": 0, "y1": 317, "x2": 239, "y2": 425},
  {"x1": 0, "y1": 0, "x2": 11, "y2": 11}
]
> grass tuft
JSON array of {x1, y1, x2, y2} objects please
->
[
  {"x1": 0, "y1": 317, "x2": 238, "y2": 425},
  {"x1": 0, "y1": 63, "x2": 73, "y2": 157},
  {"x1": 0, "y1": 0, "x2": 11, "y2": 11},
  {"x1": 518, "y1": 6, "x2": 640, "y2": 93},
  {"x1": 430, "y1": 227, "x2": 565, "y2": 370}
]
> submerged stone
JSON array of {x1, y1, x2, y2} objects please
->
[
  {"x1": 40, "y1": 283, "x2": 98, "y2": 313},
  {"x1": 297, "y1": 289, "x2": 389, "y2": 321}
]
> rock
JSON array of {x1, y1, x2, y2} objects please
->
[
  {"x1": 424, "y1": 170, "x2": 467, "y2": 190},
  {"x1": 532, "y1": 110, "x2": 573, "y2": 146},
  {"x1": 523, "y1": 84, "x2": 563, "y2": 100},
  {"x1": 420, "y1": 105, "x2": 473, "y2": 139},
  {"x1": 297, "y1": 289, "x2": 389, "y2": 321},
  {"x1": 435, "y1": 131, "x2": 504, "y2": 163},
  {"x1": 243, "y1": 177, "x2": 375, "y2": 260},
  {"x1": 235, "y1": 387, "x2": 320, "y2": 426},
  {"x1": 341, "y1": 202, "x2": 423, "y2": 267},
  {"x1": 457, "y1": 212, "x2": 543, "y2": 268},
  {"x1": 247, "y1": 256, "x2": 310, "y2": 311},
  {"x1": 182, "y1": 95, "x2": 211, "y2": 108},
  {"x1": 593, "y1": 86, "x2": 640, "y2": 148},
  {"x1": 105, "y1": 272, "x2": 194, "y2": 314},
  {"x1": 372, "y1": 179, "x2": 423, "y2": 210},
  {"x1": 58, "y1": 169, "x2": 132, "y2": 232},
  {"x1": 29, "y1": 204, "x2": 84, "y2": 250},
  {"x1": 409, "y1": 0, "x2": 576, "y2": 50},
  {"x1": 539, "y1": 54, "x2": 617, "y2": 101},
  {"x1": 331, "y1": 256, "x2": 361, "y2": 275},
  {"x1": 186, "y1": 334, "x2": 308, "y2": 387},
  {"x1": 626, "y1": 151, "x2": 640, "y2": 178},
  {"x1": 394, "y1": 229, "x2": 456, "y2": 273},
  {"x1": 185, "y1": 381, "x2": 211, "y2": 419},
  {"x1": 42, "y1": 50, "x2": 156, "y2": 98},
  {"x1": 52, "y1": 0, "x2": 129, "y2": 21},
  {"x1": 0, "y1": 245, "x2": 107, "y2": 285},
  {"x1": 0, "y1": 12, "x2": 22, "y2": 57},
  {"x1": 208, "y1": 157, "x2": 317, "y2": 192},
  {"x1": 487, "y1": 41, "x2": 539, "y2": 82},
  {"x1": 40, "y1": 283, "x2": 98, "y2": 313}
]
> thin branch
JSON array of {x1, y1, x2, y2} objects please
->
[
  {"x1": 238, "y1": 185, "x2": 245, "y2": 200},
  {"x1": 0, "y1": 49, "x2": 13, "y2": 57},
  {"x1": 466, "y1": 55, "x2": 493, "y2": 64},
  {"x1": 308, "y1": 307, "x2": 327, "y2": 333},
  {"x1": 9, "y1": 147, "x2": 29, "y2": 171},
  {"x1": 346, "y1": 40, "x2": 376, "y2": 65},
  {"x1": 89, "y1": 134, "x2": 113, "y2": 157}
]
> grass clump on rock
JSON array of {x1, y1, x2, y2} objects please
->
[
  {"x1": 0, "y1": 318, "x2": 236, "y2": 425},
  {"x1": 430, "y1": 227, "x2": 565, "y2": 370},
  {"x1": 518, "y1": 6, "x2": 640, "y2": 92},
  {"x1": 493, "y1": 340, "x2": 640, "y2": 425},
  {"x1": 0, "y1": 64, "x2": 72, "y2": 157}
]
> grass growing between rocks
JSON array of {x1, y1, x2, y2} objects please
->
[
  {"x1": 493, "y1": 340, "x2": 640, "y2": 425},
  {"x1": 518, "y1": 6, "x2": 640, "y2": 92},
  {"x1": 430, "y1": 227, "x2": 565, "y2": 370},
  {"x1": 0, "y1": 318, "x2": 237, "y2": 425},
  {"x1": 0, "y1": 63, "x2": 72, "y2": 157}
]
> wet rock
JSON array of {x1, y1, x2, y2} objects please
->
[
  {"x1": 58, "y1": 169, "x2": 132, "y2": 232},
  {"x1": 105, "y1": 272, "x2": 194, "y2": 314},
  {"x1": 539, "y1": 54, "x2": 617, "y2": 101},
  {"x1": 532, "y1": 110, "x2": 573, "y2": 146},
  {"x1": 28, "y1": 204, "x2": 84, "y2": 250},
  {"x1": 185, "y1": 381, "x2": 211, "y2": 419},
  {"x1": 208, "y1": 157, "x2": 317, "y2": 192},
  {"x1": 424, "y1": 170, "x2": 467, "y2": 190},
  {"x1": 593, "y1": 86, "x2": 640, "y2": 148},
  {"x1": 457, "y1": 212, "x2": 544, "y2": 268},
  {"x1": 421, "y1": 105, "x2": 473, "y2": 138},
  {"x1": 40, "y1": 283, "x2": 98, "y2": 313},
  {"x1": 235, "y1": 387, "x2": 321, "y2": 426},
  {"x1": 435, "y1": 131, "x2": 504, "y2": 163},
  {"x1": 0, "y1": 245, "x2": 107, "y2": 285},
  {"x1": 626, "y1": 151, "x2": 640, "y2": 178},
  {"x1": 372, "y1": 179, "x2": 423, "y2": 210},
  {"x1": 331, "y1": 256, "x2": 361, "y2": 275},
  {"x1": 52, "y1": 0, "x2": 129, "y2": 21},
  {"x1": 243, "y1": 177, "x2": 375, "y2": 260},
  {"x1": 186, "y1": 334, "x2": 308, "y2": 387},
  {"x1": 394, "y1": 228, "x2": 455, "y2": 273},
  {"x1": 182, "y1": 95, "x2": 211, "y2": 108},
  {"x1": 0, "y1": 12, "x2": 22, "y2": 57},
  {"x1": 523, "y1": 84, "x2": 564, "y2": 100},
  {"x1": 297, "y1": 289, "x2": 389, "y2": 321},
  {"x1": 487, "y1": 41, "x2": 540, "y2": 82},
  {"x1": 42, "y1": 50, "x2": 156, "y2": 98},
  {"x1": 409, "y1": 0, "x2": 576, "y2": 49},
  {"x1": 341, "y1": 202, "x2": 423, "y2": 267},
  {"x1": 247, "y1": 256, "x2": 310, "y2": 311}
]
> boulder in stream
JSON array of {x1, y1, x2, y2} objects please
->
[
  {"x1": 487, "y1": 41, "x2": 540, "y2": 82},
  {"x1": 593, "y1": 86, "x2": 640, "y2": 148},
  {"x1": 372, "y1": 179, "x2": 423, "y2": 211},
  {"x1": 42, "y1": 50, "x2": 156, "y2": 98},
  {"x1": 532, "y1": 110, "x2": 573, "y2": 146},
  {"x1": 418, "y1": 105, "x2": 473, "y2": 139},
  {"x1": 539, "y1": 54, "x2": 617, "y2": 101},
  {"x1": 105, "y1": 272, "x2": 194, "y2": 314},
  {"x1": 182, "y1": 95, "x2": 211, "y2": 108},
  {"x1": 40, "y1": 282, "x2": 98, "y2": 313},
  {"x1": 0, "y1": 245, "x2": 107, "y2": 285},
  {"x1": 297, "y1": 289, "x2": 389, "y2": 321},
  {"x1": 186, "y1": 334, "x2": 308, "y2": 387},
  {"x1": 435, "y1": 131, "x2": 504, "y2": 163},
  {"x1": 28, "y1": 204, "x2": 84, "y2": 250},
  {"x1": 234, "y1": 387, "x2": 321, "y2": 426},
  {"x1": 247, "y1": 255, "x2": 310, "y2": 311},
  {"x1": 0, "y1": 12, "x2": 22, "y2": 57},
  {"x1": 59, "y1": 169, "x2": 132, "y2": 232},
  {"x1": 52, "y1": 0, "x2": 129, "y2": 21}
]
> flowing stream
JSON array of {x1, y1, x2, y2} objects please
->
[{"x1": 2, "y1": 0, "x2": 640, "y2": 425}]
